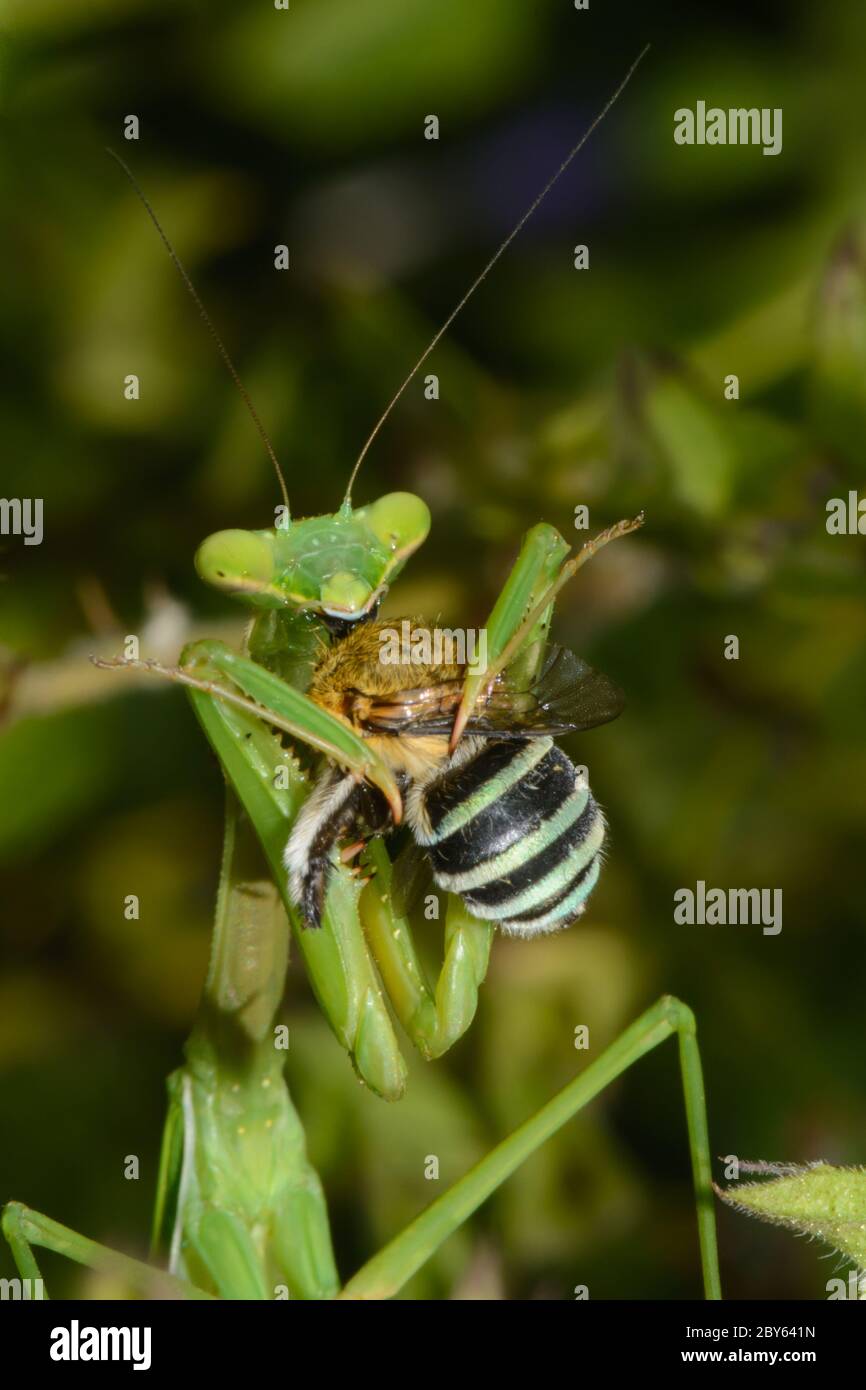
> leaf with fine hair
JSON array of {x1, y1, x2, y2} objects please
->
[{"x1": 717, "y1": 1160, "x2": 866, "y2": 1277}]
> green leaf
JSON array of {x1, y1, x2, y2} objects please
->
[
  {"x1": 718, "y1": 1161, "x2": 866, "y2": 1272},
  {"x1": 809, "y1": 229, "x2": 866, "y2": 464},
  {"x1": 209, "y1": 0, "x2": 543, "y2": 149},
  {"x1": 642, "y1": 368, "x2": 735, "y2": 519}
]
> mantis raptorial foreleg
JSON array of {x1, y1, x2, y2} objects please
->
[
  {"x1": 96, "y1": 640, "x2": 402, "y2": 818},
  {"x1": 181, "y1": 524, "x2": 572, "y2": 1069},
  {"x1": 359, "y1": 838, "x2": 494, "y2": 1060},
  {"x1": 183, "y1": 639, "x2": 497, "y2": 1082},
  {"x1": 179, "y1": 643, "x2": 410, "y2": 1103},
  {"x1": 451, "y1": 516, "x2": 644, "y2": 747},
  {"x1": 98, "y1": 635, "x2": 498, "y2": 1089}
]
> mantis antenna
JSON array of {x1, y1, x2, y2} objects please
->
[
  {"x1": 107, "y1": 147, "x2": 291, "y2": 518},
  {"x1": 342, "y1": 42, "x2": 651, "y2": 508}
]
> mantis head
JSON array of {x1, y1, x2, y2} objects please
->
[{"x1": 195, "y1": 490, "x2": 431, "y2": 622}]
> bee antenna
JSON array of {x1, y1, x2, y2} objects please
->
[
  {"x1": 107, "y1": 148, "x2": 291, "y2": 518},
  {"x1": 342, "y1": 43, "x2": 650, "y2": 508}
]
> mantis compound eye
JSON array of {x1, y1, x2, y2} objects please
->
[
  {"x1": 195, "y1": 529, "x2": 279, "y2": 600},
  {"x1": 360, "y1": 492, "x2": 431, "y2": 557}
]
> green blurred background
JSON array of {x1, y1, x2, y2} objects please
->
[{"x1": 2, "y1": 0, "x2": 865, "y2": 1299}]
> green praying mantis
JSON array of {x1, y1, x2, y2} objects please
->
[{"x1": 2, "y1": 45, "x2": 723, "y2": 1299}]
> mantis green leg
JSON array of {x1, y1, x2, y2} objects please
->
[
  {"x1": 452, "y1": 515, "x2": 644, "y2": 745},
  {"x1": 179, "y1": 642, "x2": 409, "y2": 1102},
  {"x1": 359, "y1": 838, "x2": 494, "y2": 1060},
  {"x1": 152, "y1": 789, "x2": 339, "y2": 1299},
  {"x1": 184, "y1": 645, "x2": 497, "y2": 1070},
  {"x1": 175, "y1": 638, "x2": 507, "y2": 1079},
  {"x1": 97, "y1": 638, "x2": 401, "y2": 818},
  {"x1": 99, "y1": 637, "x2": 487, "y2": 1092},
  {"x1": 478, "y1": 521, "x2": 571, "y2": 689},
  {"x1": 1, "y1": 1202, "x2": 213, "y2": 1299},
  {"x1": 340, "y1": 995, "x2": 721, "y2": 1300}
]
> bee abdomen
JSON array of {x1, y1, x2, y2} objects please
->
[{"x1": 416, "y1": 737, "x2": 606, "y2": 937}]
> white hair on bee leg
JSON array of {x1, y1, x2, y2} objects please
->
[{"x1": 284, "y1": 768, "x2": 357, "y2": 907}]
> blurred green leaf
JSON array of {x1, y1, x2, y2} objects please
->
[{"x1": 208, "y1": 0, "x2": 546, "y2": 148}]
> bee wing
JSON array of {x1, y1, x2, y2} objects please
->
[
  {"x1": 353, "y1": 683, "x2": 463, "y2": 734},
  {"x1": 354, "y1": 648, "x2": 623, "y2": 738},
  {"x1": 466, "y1": 645, "x2": 625, "y2": 737}
]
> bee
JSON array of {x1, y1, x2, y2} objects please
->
[{"x1": 285, "y1": 618, "x2": 623, "y2": 935}]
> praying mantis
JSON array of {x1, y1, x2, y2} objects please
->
[{"x1": 2, "y1": 45, "x2": 723, "y2": 1299}]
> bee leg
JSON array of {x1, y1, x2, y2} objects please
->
[
  {"x1": 285, "y1": 771, "x2": 360, "y2": 927},
  {"x1": 356, "y1": 780, "x2": 397, "y2": 837},
  {"x1": 340, "y1": 839, "x2": 367, "y2": 864},
  {"x1": 285, "y1": 774, "x2": 395, "y2": 927}
]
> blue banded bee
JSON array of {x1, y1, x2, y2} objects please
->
[{"x1": 285, "y1": 619, "x2": 622, "y2": 935}]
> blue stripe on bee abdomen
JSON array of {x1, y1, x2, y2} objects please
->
[
  {"x1": 422, "y1": 739, "x2": 574, "y2": 864},
  {"x1": 422, "y1": 738, "x2": 606, "y2": 937},
  {"x1": 432, "y1": 782, "x2": 590, "y2": 894},
  {"x1": 421, "y1": 738, "x2": 555, "y2": 851},
  {"x1": 499, "y1": 853, "x2": 603, "y2": 936},
  {"x1": 462, "y1": 801, "x2": 603, "y2": 912}
]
